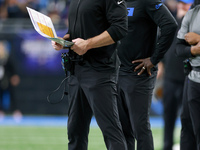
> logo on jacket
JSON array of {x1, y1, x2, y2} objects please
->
[
  {"x1": 127, "y1": 8, "x2": 134, "y2": 16},
  {"x1": 155, "y1": 3, "x2": 162, "y2": 9},
  {"x1": 117, "y1": 0, "x2": 124, "y2": 5}
]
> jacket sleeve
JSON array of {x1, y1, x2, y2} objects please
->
[
  {"x1": 177, "y1": 9, "x2": 193, "y2": 40},
  {"x1": 105, "y1": 0, "x2": 128, "y2": 42},
  {"x1": 176, "y1": 39, "x2": 193, "y2": 58},
  {"x1": 145, "y1": 0, "x2": 178, "y2": 65},
  {"x1": 175, "y1": 9, "x2": 194, "y2": 59}
]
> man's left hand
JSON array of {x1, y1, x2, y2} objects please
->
[
  {"x1": 185, "y1": 32, "x2": 200, "y2": 45},
  {"x1": 132, "y1": 57, "x2": 154, "y2": 76},
  {"x1": 71, "y1": 38, "x2": 90, "y2": 55}
]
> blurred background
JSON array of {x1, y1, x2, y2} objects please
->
[{"x1": 0, "y1": 0, "x2": 71, "y2": 118}]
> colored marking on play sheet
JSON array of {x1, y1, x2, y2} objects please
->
[{"x1": 37, "y1": 22, "x2": 54, "y2": 37}]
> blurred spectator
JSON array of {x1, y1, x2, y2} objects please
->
[
  {"x1": 157, "y1": 0, "x2": 193, "y2": 150},
  {"x1": 0, "y1": 40, "x2": 22, "y2": 121},
  {"x1": 0, "y1": 0, "x2": 8, "y2": 19},
  {"x1": 0, "y1": 0, "x2": 69, "y2": 19},
  {"x1": 46, "y1": 0, "x2": 69, "y2": 26},
  {"x1": 0, "y1": 0, "x2": 70, "y2": 116},
  {"x1": 163, "y1": 0, "x2": 178, "y2": 16},
  {"x1": 5, "y1": 0, "x2": 40, "y2": 18}
]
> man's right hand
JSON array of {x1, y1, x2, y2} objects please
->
[
  {"x1": 51, "y1": 41, "x2": 63, "y2": 51},
  {"x1": 52, "y1": 34, "x2": 70, "y2": 51},
  {"x1": 132, "y1": 57, "x2": 154, "y2": 76}
]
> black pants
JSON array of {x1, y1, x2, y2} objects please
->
[
  {"x1": 163, "y1": 79, "x2": 184, "y2": 150},
  {"x1": 0, "y1": 85, "x2": 16, "y2": 112},
  {"x1": 67, "y1": 63, "x2": 127, "y2": 150},
  {"x1": 117, "y1": 73, "x2": 156, "y2": 150},
  {"x1": 180, "y1": 77, "x2": 200, "y2": 150}
]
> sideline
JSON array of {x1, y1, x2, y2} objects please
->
[{"x1": 0, "y1": 115, "x2": 181, "y2": 127}]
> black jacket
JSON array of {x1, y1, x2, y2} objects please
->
[
  {"x1": 118, "y1": 0, "x2": 177, "y2": 74},
  {"x1": 67, "y1": 0, "x2": 128, "y2": 72},
  {"x1": 163, "y1": 18, "x2": 186, "y2": 82}
]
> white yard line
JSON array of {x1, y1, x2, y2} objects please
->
[{"x1": 173, "y1": 144, "x2": 180, "y2": 150}]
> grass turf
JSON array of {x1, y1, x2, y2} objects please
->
[{"x1": 0, "y1": 126, "x2": 180, "y2": 150}]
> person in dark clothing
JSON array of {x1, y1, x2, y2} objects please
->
[
  {"x1": 116, "y1": 0, "x2": 177, "y2": 149},
  {"x1": 0, "y1": 41, "x2": 21, "y2": 121},
  {"x1": 176, "y1": 0, "x2": 200, "y2": 149},
  {"x1": 51, "y1": 0, "x2": 128, "y2": 150},
  {"x1": 157, "y1": 0, "x2": 193, "y2": 150}
]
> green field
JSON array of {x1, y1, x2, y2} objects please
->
[{"x1": 0, "y1": 126, "x2": 180, "y2": 150}]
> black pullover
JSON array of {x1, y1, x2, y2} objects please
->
[
  {"x1": 118, "y1": 0, "x2": 177, "y2": 74},
  {"x1": 67, "y1": 0, "x2": 128, "y2": 72}
]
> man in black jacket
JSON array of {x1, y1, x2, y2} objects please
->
[
  {"x1": 52, "y1": 0, "x2": 128, "y2": 150},
  {"x1": 117, "y1": 0, "x2": 177, "y2": 149}
]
